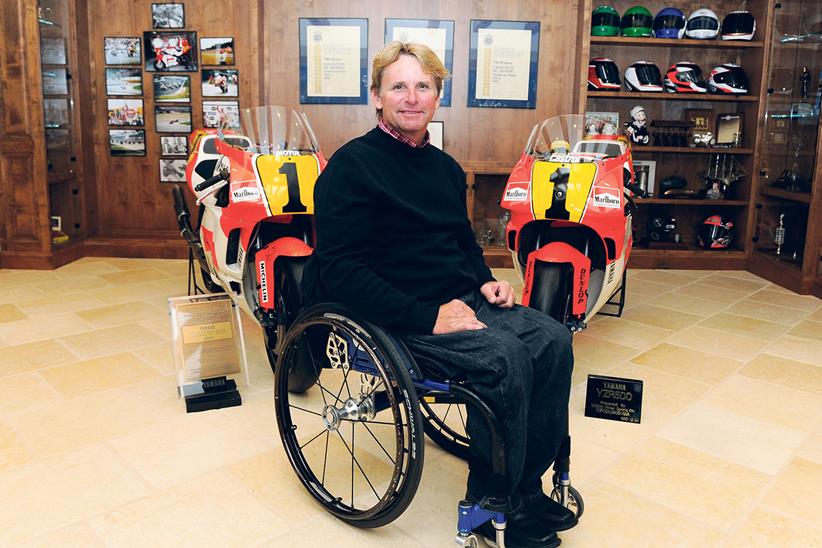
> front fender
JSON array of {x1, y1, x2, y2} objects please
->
[
  {"x1": 522, "y1": 241, "x2": 591, "y2": 316},
  {"x1": 255, "y1": 237, "x2": 312, "y2": 311}
]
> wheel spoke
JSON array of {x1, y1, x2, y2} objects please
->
[
  {"x1": 321, "y1": 430, "x2": 329, "y2": 485},
  {"x1": 457, "y1": 404, "x2": 467, "y2": 433},
  {"x1": 336, "y1": 428, "x2": 381, "y2": 503},
  {"x1": 361, "y1": 421, "x2": 396, "y2": 465},
  {"x1": 289, "y1": 404, "x2": 322, "y2": 417},
  {"x1": 304, "y1": 332, "x2": 329, "y2": 407},
  {"x1": 299, "y1": 428, "x2": 327, "y2": 450}
]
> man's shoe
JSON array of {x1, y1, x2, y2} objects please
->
[
  {"x1": 474, "y1": 506, "x2": 561, "y2": 548},
  {"x1": 523, "y1": 492, "x2": 578, "y2": 532}
]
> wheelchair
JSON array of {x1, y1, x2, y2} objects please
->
[{"x1": 271, "y1": 260, "x2": 583, "y2": 547}]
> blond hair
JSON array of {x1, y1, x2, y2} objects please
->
[{"x1": 370, "y1": 41, "x2": 449, "y2": 118}]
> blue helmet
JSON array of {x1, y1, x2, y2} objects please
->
[{"x1": 653, "y1": 7, "x2": 686, "y2": 38}]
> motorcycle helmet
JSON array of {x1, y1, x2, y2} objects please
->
[
  {"x1": 592, "y1": 6, "x2": 621, "y2": 36},
  {"x1": 697, "y1": 215, "x2": 734, "y2": 249},
  {"x1": 624, "y1": 61, "x2": 663, "y2": 92},
  {"x1": 707, "y1": 63, "x2": 749, "y2": 94},
  {"x1": 721, "y1": 11, "x2": 756, "y2": 40},
  {"x1": 685, "y1": 8, "x2": 720, "y2": 39},
  {"x1": 620, "y1": 6, "x2": 654, "y2": 37},
  {"x1": 588, "y1": 58, "x2": 622, "y2": 90},
  {"x1": 653, "y1": 7, "x2": 686, "y2": 38},
  {"x1": 664, "y1": 62, "x2": 708, "y2": 93}
]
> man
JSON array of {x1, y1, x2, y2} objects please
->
[{"x1": 301, "y1": 42, "x2": 575, "y2": 548}]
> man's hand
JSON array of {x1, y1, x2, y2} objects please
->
[
  {"x1": 480, "y1": 280, "x2": 515, "y2": 309},
  {"x1": 433, "y1": 299, "x2": 486, "y2": 334}
]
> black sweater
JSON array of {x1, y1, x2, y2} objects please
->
[{"x1": 301, "y1": 128, "x2": 494, "y2": 334}]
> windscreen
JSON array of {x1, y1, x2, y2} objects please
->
[
  {"x1": 220, "y1": 105, "x2": 321, "y2": 155},
  {"x1": 525, "y1": 115, "x2": 587, "y2": 158}
]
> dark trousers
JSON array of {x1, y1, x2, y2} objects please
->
[{"x1": 401, "y1": 290, "x2": 573, "y2": 502}]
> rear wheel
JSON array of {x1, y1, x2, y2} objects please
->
[
  {"x1": 530, "y1": 263, "x2": 573, "y2": 324},
  {"x1": 274, "y1": 304, "x2": 424, "y2": 528}
]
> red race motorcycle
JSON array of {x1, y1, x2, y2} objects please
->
[
  {"x1": 500, "y1": 114, "x2": 647, "y2": 330},
  {"x1": 172, "y1": 106, "x2": 326, "y2": 371}
]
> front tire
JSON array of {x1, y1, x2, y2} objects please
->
[{"x1": 530, "y1": 263, "x2": 573, "y2": 324}]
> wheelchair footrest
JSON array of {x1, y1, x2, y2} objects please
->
[{"x1": 456, "y1": 500, "x2": 506, "y2": 547}]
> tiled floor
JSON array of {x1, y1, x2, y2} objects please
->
[{"x1": 1, "y1": 258, "x2": 821, "y2": 547}]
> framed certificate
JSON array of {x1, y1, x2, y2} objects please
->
[
  {"x1": 384, "y1": 18, "x2": 455, "y2": 107},
  {"x1": 299, "y1": 18, "x2": 368, "y2": 104},
  {"x1": 468, "y1": 20, "x2": 540, "y2": 109}
]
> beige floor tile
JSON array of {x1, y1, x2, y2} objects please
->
[
  {"x1": 0, "y1": 373, "x2": 60, "y2": 417},
  {"x1": 91, "y1": 280, "x2": 179, "y2": 305},
  {"x1": 610, "y1": 361, "x2": 714, "y2": 416},
  {"x1": 620, "y1": 304, "x2": 703, "y2": 332},
  {"x1": 31, "y1": 274, "x2": 111, "y2": 295},
  {"x1": 6, "y1": 389, "x2": 164, "y2": 458},
  {"x1": 0, "y1": 339, "x2": 77, "y2": 377},
  {"x1": 138, "y1": 318, "x2": 173, "y2": 340},
  {"x1": 74, "y1": 300, "x2": 165, "y2": 329},
  {"x1": 0, "y1": 304, "x2": 27, "y2": 323},
  {"x1": 726, "y1": 508, "x2": 822, "y2": 548},
  {"x1": 131, "y1": 342, "x2": 177, "y2": 375},
  {"x1": 645, "y1": 292, "x2": 729, "y2": 317},
  {"x1": 659, "y1": 402, "x2": 807, "y2": 475},
  {"x1": 582, "y1": 317, "x2": 674, "y2": 352},
  {"x1": 740, "y1": 354, "x2": 822, "y2": 396},
  {"x1": 798, "y1": 431, "x2": 822, "y2": 464},
  {"x1": 53, "y1": 257, "x2": 121, "y2": 276},
  {"x1": 601, "y1": 437, "x2": 768, "y2": 528},
  {"x1": 12, "y1": 292, "x2": 107, "y2": 318},
  {"x1": 108, "y1": 412, "x2": 272, "y2": 489},
  {"x1": 699, "y1": 273, "x2": 770, "y2": 293},
  {"x1": 571, "y1": 333, "x2": 639, "y2": 386},
  {"x1": 0, "y1": 445, "x2": 152, "y2": 545},
  {"x1": 58, "y1": 323, "x2": 163, "y2": 360},
  {"x1": 0, "y1": 270, "x2": 60, "y2": 288},
  {"x1": 630, "y1": 342, "x2": 741, "y2": 385},
  {"x1": 630, "y1": 269, "x2": 704, "y2": 286},
  {"x1": 100, "y1": 267, "x2": 172, "y2": 285},
  {"x1": 671, "y1": 282, "x2": 754, "y2": 304},
  {"x1": 810, "y1": 308, "x2": 822, "y2": 322},
  {"x1": 698, "y1": 312, "x2": 792, "y2": 342},
  {"x1": 39, "y1": 353, "x2": 161, "y2": 399},
  {"x1": 717, "y1": 269, "x2": 769, "y2": 282},
  {"x1": 150, "y1": 259, "x2": 189, "y2": 277},
  {"x1": 764, "y1": 457, "x2": 822, "y2": 526},
  {"x1": 725, "y1": 299, "x2": 812, "y2": 325},
  {"x1": 764, "y1": 335, "x2": 822, "y2": 366},
  {"x1": 0, "y1": 284, "x2": 45, "y2": 305},
  {"x1": 666, "y1": 325, "x2": 768, "y2": 362},
  {"x1": 213, "y1": 389, "x2": 280, "y2": 446},
  {"x1": 88, "y1": 470, "x2": 288, "y2": 547},
  {"x1": 19, "y1": 520, "x2": 105, "y2": 548},
  {"x1": 0, "y1": 313, "x2": 94, "y2": 346},
  {"x1": 560, "y1": 480, "x2": 724, "y2": 548},
  {"x1": 266, "y1": 512, "x2": 420, "y2": 548},
  {"x1": 624, "y1": 278, "x2": 677, "y2": 298},
  {"x1": 747, "y1": 288, "x2": 822, "y2": 312},
  {"x1": 0, "y1": 420, "x2": 29, "y2": 472},
  {"x1": 788, "y1": 319, "x2": 822, "y2": 342}
]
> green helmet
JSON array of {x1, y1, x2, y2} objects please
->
[
  {"x1": 592, "y1": 6, "x2": 620, "y2": 36},
  {"x1": 620, "y1": 6, "x2": 653, "y2": 37}
]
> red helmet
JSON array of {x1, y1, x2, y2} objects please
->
[
  {"x1": 588, "y1": 58, "x2": 621, "y2": 90},
  {"x1": 664, "y1": 62, "x2": 708, "y2": 93},
  {"x1": 697, "y1": 215, "x2": 734, "y2": 249}
]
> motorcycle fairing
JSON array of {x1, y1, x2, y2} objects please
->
[
  {"x1": 254, "y1": 236, "x2": 312, "y2": 311},
  {"x1": 254, "y1": 154, "x2": 320, "y2": 216},
  {"x1": 530, "y1": 161, "x2": 597, "y2": 223},
  {"x1": 522, "y1": 241, "x2": 591, "y2": 316}
]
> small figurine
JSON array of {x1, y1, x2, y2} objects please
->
[
  {"x1": 625, "y1": 105, "x2": 650, "y2": 145},
  {"x1": 800, "y1": 66, "x2": 811, "y2": 101}
]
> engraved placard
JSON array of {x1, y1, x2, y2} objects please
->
[{"x1": 584, "y1": 374, "x2": 643, "y2": 424}]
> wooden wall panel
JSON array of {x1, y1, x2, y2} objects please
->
[
  {"x1": 263, "y1": 1, "x2": 583, "y2": 166},
  {"x1": 85, "y1": 0, "x2": 260, "y2": 237}
]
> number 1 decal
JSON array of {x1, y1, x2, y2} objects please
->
[{"x1": 278, "y1": 162, "x2": 307, "y2": 213}]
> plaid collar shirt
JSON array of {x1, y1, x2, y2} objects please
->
[{"x1": 377, "y1": 119, "x2": 430, "y2": 148}]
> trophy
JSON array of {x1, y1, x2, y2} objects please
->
[{"x1": 774, "y1": 213, "x2": 785, "y2": 256}]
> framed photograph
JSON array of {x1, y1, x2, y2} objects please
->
[
  {"x1": 42, "y1": 68, "x2": 68, "y2": 95},
  {"x1": 107, "y1": 98, "x2": 144, "y2": 126},
  {"x1": 203, "y1": 100, "x2": 240, "y2": 128},
  {"x1": 159, "y1": 158, "x2": 187, "y2": 182},
  {"x1": 45, "y1": 129, "x2": 70, "y2": 151},
  {"x1": 144, "y1": 31, "x2": 198, "y2": 72},
  {"x1": 385, "y1": 19, "x2": 455, "y2": 107},
  {"x1": 716, "y1": 112, "x2": 743, "y2": 147},
  {"x1": 632, "y1": 160, "x2": 657, "y2": 197},
  {"x1": 152, "y1": 3, "x2": 185, "y2": 29},
  {"x1": 299, "y1": 18, "x2": 368, "y2": 104},
  {"x1": 40, "y1": 38, "x2": 66, "y2": 65},
  {"x1": 585, "y1": 111, "x2": 620, "y2": 136},
  {"x1": 468, "y1": 20, "x2": 540, "y2": 109},
  {"x1": 104, "y1": 37, "x2": 141, "y2": 65},
  {"x1": 50, "y1": 215, "x2": 62, "y2": 231},
  {"x1": 105, "y1": 68, "x2": 143, "y2": 96},
  {"x1": 160, "y1": 135, "x2": 188, "y2": 156},
  {"x1": 109, "y1": 129, "x2": 146, "y2": 156},
  {"x1": 201, "y1": 69, "x2": 239, "y2": 97},
  {"x1": 154, "y1": 74, "x2": 191, "y2": 102},
  {"x1": 427, "y1": 121, "x2": 444, "y2": 150},
  {"x1": 685, "y1": 108, "x2": 714, "y2": 143},
  {"x1": 155, "y1": 105, "x2": 192, "y2": 132},
  {"x1": 200, "y1": 37, "x2": 235, "y2": 66},
  {"x1": 44, "y1": 98, "x2": 69, "y2": 128}
]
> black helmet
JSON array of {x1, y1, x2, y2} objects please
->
[
  {"x1": 624, "y1": 61, "x2": 663, "y2": 91},
  {"x1": 721, "y1": 11, "x2": 756, "y2": 40},
  {"x1": 588, "y1": 58, "x2": 622, "y2": 90},
  {"x1": 707, "y1": 63, "x2": 749, "y2": 94},
  {"x1": 697, "y1": 215, "x2": 734, "y2": 249}
]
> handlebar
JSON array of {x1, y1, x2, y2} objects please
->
[
  {"x1": 624, "y1": 180, "x2": 649, "y2": 199},
  {"x1": 194, "y1": 172, "x2": 226, "y2": 192}
]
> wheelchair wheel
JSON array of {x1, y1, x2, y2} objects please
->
[
  {"x1": 419, "y1": 397, "x2": 470, "y2": 461},
  {"x1": 550, "y1": 477, "x2": 584, "y2": 519},
  {"x1": 274, "y1": 304, "x2": 425, "y2": 528}
]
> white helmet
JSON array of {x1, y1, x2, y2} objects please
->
[
  {"x1": 624, "y1": 61, "x2": 663, "y2": 92},
  {"x1": 686, "y1": 8, "x2": 720, "y2": 39}
]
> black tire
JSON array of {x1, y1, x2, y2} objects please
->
[
  {"x1": 200, "y1": 268, "x2": 223, "y2": 293},
  {"x1": 530, "y1": 263, "x2": 573, "y2": 324},
  {"x1": 274, "y1": 304, "x2": 424, "y2": 528},
  {"x1": 419, "y1": 397, "x2": 470, "y2": 461}
]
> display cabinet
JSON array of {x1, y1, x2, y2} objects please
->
[
  {"x1": 578, "y1": 0, "x2": 773, "y2": 269},
  {"x1": 748, "y1": 0, "x2": 821, "y2": 295}
]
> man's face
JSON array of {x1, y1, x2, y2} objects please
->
[{"x1": 372, "y1": 54, "x2": 440, "y2": 144}]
